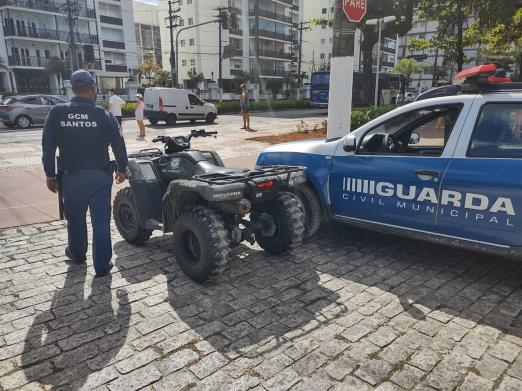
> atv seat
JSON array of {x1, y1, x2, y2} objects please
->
[{"x1": 195, "y1": 161, "x2": 250, "y2": 176}]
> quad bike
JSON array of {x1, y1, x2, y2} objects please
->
[{"x1": 114, "y1": 129, "x2": 306, "y2": 282}]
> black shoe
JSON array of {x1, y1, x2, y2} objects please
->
[
  {"x1": 65, "y1": 246, "x2": 87, "y2": 264},
  {"x1": 95, "y1": 262, "x2": 114, "y2": 278}
]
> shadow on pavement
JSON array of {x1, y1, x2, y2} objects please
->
[
  {"x1": 22, "y1": 264, "x2": 131, "y2": 390},
  {"x1": 114, "y1": 222, "x2": 522, "y2": 359}
]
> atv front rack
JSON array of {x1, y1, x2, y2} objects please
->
[{"x1": 193, "y1": 165, "x2": 304, "y2": 185}]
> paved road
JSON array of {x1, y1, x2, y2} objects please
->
[
  {"x1": 0, "y1": 109, "x2": 328, "y2": 144},
  {"x1": 0, "y1": 109, "x2": 327, "y2": 228},
  {"x1": 1, "y1": 221, "x2": 522, "y2": 390}
]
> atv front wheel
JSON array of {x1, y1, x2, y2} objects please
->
[
  {"x1": 113, "y1": 188, "x2": 153, "y2": 245},
  {"x1": 172, "y1": 206, "x2": 230, "y2": 282},
  {"x1": 252, "y1": 192, "x2": 305, "y2": 255}
]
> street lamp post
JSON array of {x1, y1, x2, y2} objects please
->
[{"x1": 366, "y1": 16, "x2": 396, "y2": 108}]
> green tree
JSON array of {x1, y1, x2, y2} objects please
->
[
  {"x1": 412, "y1": 0, "x2": 476, "y2": 73},
  {"x1": 266, "y1": 79, "x2": 284, "y2": 99},
  {"x1": 233, "y1": 70, "x2": 252, "y2": 86},
  {"x1": 137, "y1": 58, "x2": 161, "y2": 86},
  {"x1": 393, "y1": 58, "x2": 425, "y2": 90},
  {"x1": 45, "y1": 56, "x2": 70, "y2": 90},
  {"x1": 154, "y1": 70, "x2": 171, "y2": 87},
  {"x1": 187, "y1": 67, "x2": 205, "y2": 89}
]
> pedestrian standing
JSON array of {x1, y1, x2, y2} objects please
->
[
  {"x1": 108, "y1": 89, "x2": 126, "y2": 129},
  {"x1": 240, "y1": 84, "x2": 252, "y2": 131},
  {"x1": 42, "y1": 70, "x2": 128, "y2": 277},
  {"x1": 135, "y1": 94, "x2": 146, "y2": 140}
]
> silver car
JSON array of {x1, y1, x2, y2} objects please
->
[{"x1": 0, "y1": 95, "x2": 66, "y2": 129}]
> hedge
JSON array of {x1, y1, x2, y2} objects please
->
[
  {"x1": 214, "y1": 99, "x2": 311, "y2": 114},
  {"x1": 351, "y1": 106, "x2": 394, "y2": 130}
]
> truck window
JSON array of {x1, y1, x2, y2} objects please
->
[
  {"x1": 468, "y1": 103, "x2": 522, "y2": 159},
  {"x1": 358, "y1": 105, "x2": 461, "y2": 156},
  {"x1": 188, "y1": 94, "x2": 203, "y2": 106}
]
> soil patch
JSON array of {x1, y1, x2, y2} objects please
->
[{"x1": 248, "y1": 130, "x2": 326, "y2": 144}]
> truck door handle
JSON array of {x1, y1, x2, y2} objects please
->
[{"x1": 414, "y1": 170, "x2": 439, "y2": 178}]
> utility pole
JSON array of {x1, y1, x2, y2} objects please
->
[
  {"x1": 62, "y1": 0, "x2": 80, "y2": 72},
  {"x1": 216, "y1": 7, "x2": 228, "y2": 102},
  {"x1": 296, "y1": 21, "x2": 310, "y2": 88},
  {"x1": 167, "y1": 0, "x2": 180, "y2": 88}
]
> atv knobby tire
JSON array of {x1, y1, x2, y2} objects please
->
[
  {"x1": 252, "y1": 192, "x2": 305, "y2": 255},
  {"x1": 113, "y1": 187, "x2": 153, "y2": 245},
  {"x1": 294, "y1": 183, "x2": 322, "y2": 238},
  {"x1": 172, "y1": 206, "x2": 230, "y2": 282}
]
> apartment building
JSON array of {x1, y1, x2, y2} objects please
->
[
  {"x1": 138, "y1": 0, "x2": 299, "y2": 91},
  {"x1": 133, "y1": 0, "x2": 162, "y2": 66},
  {"x1": 0, "y1": 0, "x2": 138, "y2": 94}
]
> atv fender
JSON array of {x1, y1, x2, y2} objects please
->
[{"x1": 162, "y1": 179, "x2": 245, "y2": 232}]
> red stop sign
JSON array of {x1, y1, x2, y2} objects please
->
[{"x1": 343, "y1": 0, "x2": 367, "y2": 23}]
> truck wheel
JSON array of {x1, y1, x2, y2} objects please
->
[
  {"x1": 294, "y1": 183, "x2": 322, "y2": 238},
  {"x1": 148, "y1": 118, "x2": 159, "y2": 125},
  {"x1": 252, "y1": 192, "x2": 305, "y2": 255},
  {"x1": 205, "y1": 113, "x2": 216, "y2": 124},
  {"x1": 172, "y1": 206, "x2": 230, "y2": 283},
  {"x1": 166, "y1": 113, "x2": 177, "y2": 126},
  {"x1": 113, "y1": 188, "x2": 152, "y2": 245}
]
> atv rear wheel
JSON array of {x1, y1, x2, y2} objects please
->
[
  {"x1": 294, "y1": 183, "x2": 322, "y2": 238},
  {"x1": 113, "y1": 187, "x2": 153, "y2": 245},
  {"x1": 172, "y1": 206, "x2": 230, "y2": 282},
  {"x1": 252, "y1": 192, "x2": 305, "y2": 255}
]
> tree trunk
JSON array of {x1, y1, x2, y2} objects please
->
[{"x1": 360, "y1": 27, "x2": 378, "y2": 107}]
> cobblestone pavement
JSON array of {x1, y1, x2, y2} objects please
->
[{"x1": 2, "y1": 221, "x2": 522, "y2": 390}]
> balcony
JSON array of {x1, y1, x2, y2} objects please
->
[
  {"x1": 0, "y1": 0, "x2": 96, "y2": 18},
  {"x1": 103, "y1": 40, "x2": 125, "y2": 49},
  {"x1": 230, "y1": 69, "x2": 245, "y2": 76},
  {"x1": 229, "y1": 29, "x2": 243, "y2": 36},
  {"x1": 105, "y1": 64, "x2": 127, "y2": 73},
  {"x1": 100, "y1": 15, "x2": 123, "y2": 26},
  {"x1": 8, "y1": 55, "x2": 49, "y2": 67},
  {"x1": 253, "y1": 49, "x2": 294, "y2": 60},
  {"x1": 251, "y1": 29, "x2": 292, "y2": 42},
  {"x1": 249, "y1": 9, "x2": 293, "y2": 24},
  {"x1": 276, "y1": 0, "x2": 292, "y2": 5},
  {"x1": 3, "y1": 24, "x2": 98, "y2": 44},
  {"x1": 259, "y1": 69, "x2": 287, "y2": 77}
]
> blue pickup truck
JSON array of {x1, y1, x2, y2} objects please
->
[{"x1": 257, "y1": 67, "x2": 522, "y2": 258}]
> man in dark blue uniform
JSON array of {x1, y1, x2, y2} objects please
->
[{"x1": 42, "y1": 70, "x2": 128, "y2": 277}]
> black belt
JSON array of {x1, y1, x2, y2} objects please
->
[{"x1": 61, "y1": 167, "x2": 112, "y2": 175}]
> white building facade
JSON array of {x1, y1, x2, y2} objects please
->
[{"x1": 0, "y1": 0, "x2": 138, "y2": 94}]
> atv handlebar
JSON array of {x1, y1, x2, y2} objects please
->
[{"x1": 152, "y1": 129, "x2": 217, "y2": 144}]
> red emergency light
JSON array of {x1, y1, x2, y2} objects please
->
[{"x1": 454, "y1": 64, "x2": 512, "y2": 85}]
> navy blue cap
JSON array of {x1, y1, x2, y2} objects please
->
[{"x1": 70, "y1": 70, "x2": 96, "y2": 88}]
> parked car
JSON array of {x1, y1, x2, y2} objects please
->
[
  {"x1": 0, "y1": 95, "x2": 66, "y2": 129},
  {"x1": 143, "y1": 87, "x2": 217, "y2": 126},
  {"x1": 393, "y1": 91, "x2": 417, "y2": 104},
  {"x1": 256, "y1": 64, "x2": 522, "y2": 259}
]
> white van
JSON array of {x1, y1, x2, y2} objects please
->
[{"x1": 143, "y1": 88, "x2": 217, "y2": 126}]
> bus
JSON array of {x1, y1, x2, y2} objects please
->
[{"x1": 310, "y1": 71, "x2": 405, "y2": 107}]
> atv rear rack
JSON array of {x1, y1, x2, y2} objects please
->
[{"x1": 193, "y1": 165, "x2": 304, "y2": 185}]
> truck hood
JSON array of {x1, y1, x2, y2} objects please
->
[{"x1": 260, "y1": 137, "x2": 338, "y2": 156}]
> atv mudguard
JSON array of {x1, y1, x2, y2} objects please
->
[{"x1": 162, "y1": 179, "x2": 245, "y2": 232}]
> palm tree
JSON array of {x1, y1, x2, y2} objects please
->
[
  {"x1": 154, "y1": 70, "x2": 171, "y2": 87},
  {"x1": 393, "y1": 58, "x2": 425, "y2": 91}
]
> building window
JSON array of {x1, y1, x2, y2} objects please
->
[
  {"x1": 320, "y1": 53, "x2": 325, "y2": 59},
  {"x1": 179, "y1": 18, "x2": 184, "y2": 26},
  {"x1": 187, "y1": 0, "x2": 192, "y2": 3},
  {"x1": 180, "y1": 39, "x2": 185, "y2": 46},
  {"x1": 190, "y1": 59, "x2": 195, "y2": 66},
  {"x1": 189, "y1": 38, "x2": 194, "y2": 46},
  {"x1": 182, "y1": 59, "x2": 187, "y2": 66},
  {"x1": 188, "y1": 17, "x2": 193, "y2": 26},
  {"x1": 322, "y1": 8, "x2": 327, "y2": 14},
  {"x1": 321, "y1": 38, "x2": 325, "y2": 45}
]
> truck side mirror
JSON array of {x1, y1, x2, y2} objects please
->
[{"x1": 343, "y1": 136, "x2": 357, "y2": 152}]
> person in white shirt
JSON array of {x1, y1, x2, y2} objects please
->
[{"x1": 108, "y1": 89, "x2": 126, "y2": 128}]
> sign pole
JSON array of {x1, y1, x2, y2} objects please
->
[
  {"x1": 374, "y1": 19, "x2": 382, "y2": 108},
  {"x1": 327, "y1": 0, "x2": 362, "y2": 139}
]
